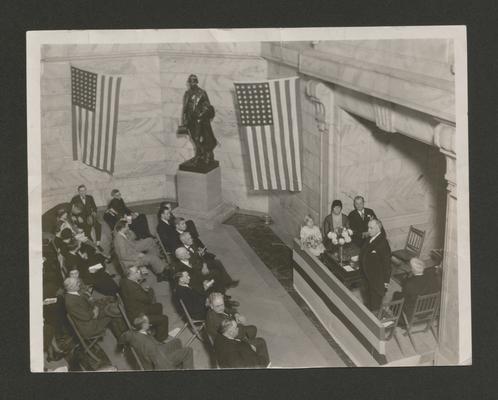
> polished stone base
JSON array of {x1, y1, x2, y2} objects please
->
[{"x1": 176, "y1": 166, "x2": 235, "y2": 228}]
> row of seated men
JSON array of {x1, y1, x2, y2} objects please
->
[
  {"x1": 302, "y1": 195, "x2": 442, "y2": 317},
  {"x1": 45, "y1": 184, "x2": 270, "y2": 369}
]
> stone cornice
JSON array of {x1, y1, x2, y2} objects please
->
[{"x1": 262, "y1": 42, "x2": 455, "y2": 123}]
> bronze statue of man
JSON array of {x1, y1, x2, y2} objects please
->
[{"x1": 179, "y1": 74, "x2": 217, "y2": 166}]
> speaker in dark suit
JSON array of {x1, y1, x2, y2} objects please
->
[
  {"x1": 359, "y1": 219, "x2": 391, "y2": 312},
  {"x1": 70, "y1": 185, "x2": 101, "y2": 241},
  {"x1": 348, "y1": 195, "x2": 379, "y2": 247}
]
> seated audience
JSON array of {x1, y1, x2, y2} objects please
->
[
  {"x1": 104, "y1": 189, "x2": 152, "y2": 239},
  {"x1": 113, "y1": 220, "x2": 168, "y2": 281},
  {"x1": 392, "y1": 257, "x2": 441, "y2": 319},
  {"x1": 174, "y1": 217, "x2": 203, "y2": 247},
  {"x1": 64, "y1": 277, "x2": 126, "y2": 340},
  {"x1": 120, "y1": 266, "x2": 170, "y2": 342},
  {"x1": 119, "y1": 314, "x2": 194, "y2": 370},
  {"x1": 348, "y1": 195, "x2": 379, "y2": 247},
  {"x1": 173, "y1": 271, "x2": 209, "y2": 320},
  {"x1": 300, "y1": 215, "x2": 326, "y2": 257},
  {"x1": 214, "y1": 319, "x2": 270, "y2": 369},
  {"x1": 206, "y1": 293, "x2": 256, "y2": 341},
  {"x1": 69, "y1": 184, "x2": 101, "y2": 244},
  {"x1": 64, "y1": 239, "x2": 118, "y2": 296},
  {"x1": 323, "y1": 200, "x2": 350, "y2": 249},
  {"x1": 179, "y1": 231, "x2": 238, "y2": 290}
]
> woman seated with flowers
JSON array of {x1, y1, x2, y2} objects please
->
[
  {"x1": 323, "y1": 200, "x2": 352, "y2": 250},
  {"x1": 300, "y1": 215, "x2": 326, "y2": 257}
]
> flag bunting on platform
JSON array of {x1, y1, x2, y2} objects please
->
[
  {"x1": 234, "y1": 77, "x2": 302, "y2": 191},
  {"x1": 70, "y1": 66, "x2": 122, "y2": 174}
]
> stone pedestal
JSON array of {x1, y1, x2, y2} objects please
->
[{"x1": 175, "y1": 166, "x2": 235, "y2": 228}]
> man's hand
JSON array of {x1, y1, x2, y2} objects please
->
[
  {"x1": 384, "y1": 282, "x2": 389, "y2": 291},
  {"x1": 203, "y1": 279, "x2": 214, "y2": 290},
  {"x1": 234, "y1": 313, "x2": 247, "y2": 325},
  {"x1": 198, "y1": 247, "x2": 206, "y2": 256},
  {"x1": 362, "y1": 232, "x2": 369, "y2": 238},
  {"x1": 92, "y1": 306, "x2": 99, "y2": 319},
  {"x1": 250, "y1": 344, "x2": 257, "y2": 352}
]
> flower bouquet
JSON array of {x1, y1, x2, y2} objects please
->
[{"x1": 327, "y1": 227, "x2": 354, "y2": 266}]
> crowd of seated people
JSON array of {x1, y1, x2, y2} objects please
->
[
  {"x1": 43, "y1": 184, "x2": 270, "y2": 370},
  {"x1": 300, "y1": 195, "x2": 442, "y2": 320}
]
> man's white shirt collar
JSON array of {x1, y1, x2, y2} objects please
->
[{"x1": 67, "y1": 291, "x2": 80, "y2": 296}]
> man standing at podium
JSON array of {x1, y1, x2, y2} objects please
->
[{"x1": 360, "y1": 219, "x2": 391, "y2": 313}]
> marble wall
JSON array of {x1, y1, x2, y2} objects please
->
[{"x1": 40, "y1": 43, "x2": 269, "y2": 212}]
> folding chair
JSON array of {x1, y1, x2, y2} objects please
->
[
  {"x1": 178, "y1": 299, "x2": 206, "y2": 347},
  {"x1": 66, "y1": 313, "x2": 105, "y2": 363},
  {"x1": 152, "y1": 227, "x2": 173, "y2": 265},
  {"x1": 402, "y1": 292, "x2": 440, "y2": 352},
  {"x1": 51, "y1": 239, "x2": 68, "y2": 280},
  {"x1": 377, "y1": 298, "x2": 405, "y2": 355},
  {"x1": 115, "y1": 293, "x2": 145, "y2": 371},
  {"x1": 392, "y1": 225, "x2": 426, "y2": 280}
]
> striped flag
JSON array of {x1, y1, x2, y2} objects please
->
[
  {"x1": 234, "y1": 77, "x2": 302, "y2": 191},
  {"x1": 70, "y1": 66, "x2": 122, "y2": 174}
]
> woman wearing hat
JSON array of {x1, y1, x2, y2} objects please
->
[{"x1": 322, "y1": 200, "x2": 350, "y2": 250}]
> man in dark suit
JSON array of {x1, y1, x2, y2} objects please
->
[
  {"x1": 214, "y1": 319, "x2": 270, "y2": 369},
  {"x1": 120, "y1": 266, "x2": 170, "y2": 342},
  {"x1": 105, "y1": 189, "x2": 151, "y2": 239},
  {"x1": 172, "y1": 247, "x2": 216, "y2": 295},
  {"x1": 393, "y1": 257, "x2": 441, "y2": 318},
  {"x1": 64, "y1": 277, "x2": 125, "y2": 340},
  {"x1": 179, "y1": 231, "x2": 238, "y2": 290},
  {"x1": 157, "y1": 207, "x2": 182, "y2": 254},
  {"x1": 70, "y1": 184, "x2": 101, "y2": 243},
  {"x1": 119, "y1": 314, "x2": 194, "y2": 370},
  {"x1": 173, "y1": 271, "x2": 209, "y2": 320},
  {"x1": 359, "y1": 219, "x2": 392, "y2": 313},
  {"x1": 206, "y1": 292, "x2": 256, "y2": 341},
  {"x1": 348, "y1": 196, "x2": 378, "y2": 247}
]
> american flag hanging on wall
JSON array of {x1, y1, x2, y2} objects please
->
[
  {"x1": 70, "y1": 66, "x2": 122, "y2": 174},
  {"x1": 234, "y1": 77, "x2": 302, "y2": 191}
]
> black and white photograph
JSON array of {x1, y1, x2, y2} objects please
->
[{"x1": 27, "y1": 27, "x2": 471, "y2": 372}]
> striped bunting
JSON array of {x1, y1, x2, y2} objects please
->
[
  {"x1": 70, "y1": 66, "x2": 122, "y2": 174},
  {"x1": 234, "y1": 77, "x2": 302, "y2": 191}
]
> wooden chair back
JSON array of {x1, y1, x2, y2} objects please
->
[
  {"x1": 407, "y1": 292, "x2": 440, "y2": 325},
  {"x1": 405, "y1": 225, "x2": 425, "y2": 256},
  {"x1": 378, "y1": 298, "x2": 405, "y2": 340}
]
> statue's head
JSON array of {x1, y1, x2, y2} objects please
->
[{"x1": 187, "y1": 74, "x2": 199, "y2": 88}]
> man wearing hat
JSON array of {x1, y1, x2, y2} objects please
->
[{"x1": 179, "y1": 74, "x2": 217, "y2": 166}]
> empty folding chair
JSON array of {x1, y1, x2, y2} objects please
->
[
  {"x1": 392, "y1": 225, "x2": 426, "y2": 280},
  {"x1": 377, "y1": 298, "x2": 405, "y2": 355}
]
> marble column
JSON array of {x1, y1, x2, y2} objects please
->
[
  {"x1": 304, "y1": 80, "x2": 335, "y2": 222},
  {"x1": 434, "y1": 122, "x2": 472, "y2": 365}
]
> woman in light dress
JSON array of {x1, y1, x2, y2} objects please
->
[{"x1": 300, "y1": 215, "x2": 326, "y2": 257}]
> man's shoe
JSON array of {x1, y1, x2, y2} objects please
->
[
  {"x1": 228, "y1": 280, "x2": 240, "y2": 288},
  {"x1": 226, "y1": 300, "x2": 240, "y2": 308}
]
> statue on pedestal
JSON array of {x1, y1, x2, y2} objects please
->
[{"x1": 177, "y1": 74, "x2": 218, "y2": 172}]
